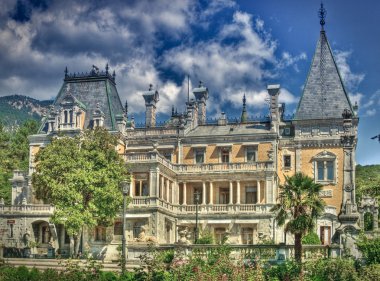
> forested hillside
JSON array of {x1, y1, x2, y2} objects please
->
[{"x1": 356, "y1": 164, "x2": 380, "y2": 202}]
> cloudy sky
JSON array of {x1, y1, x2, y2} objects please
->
[{"x1": 0, "y1": 0, "x2": 379, "y2": 165}]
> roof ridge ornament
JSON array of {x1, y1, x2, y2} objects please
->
[{"x1": 318, "y1": 2, "x2": 327, "y2": 31}]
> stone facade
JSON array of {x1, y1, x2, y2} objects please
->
[{"x1": 0, "y1": 14, "x2": 372, "y2": 260}]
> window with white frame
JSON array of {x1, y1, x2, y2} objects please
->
[
  {"x1": 195, "y1": 149, "x2": 205, "y2": 164},
  {"x1": 246, "y1": 146, "x2": 257, "y2": 162},
  {"x1": 313, "y1": 151, "x2": 336, "y2": 183}
]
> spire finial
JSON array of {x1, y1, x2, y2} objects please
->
[
  {"x1": 318, "y1": 2, "x2": 326, "y2": 30},
  {"x1": 149, "y1": 84, "x2": 153, "y2": 91},
  {"x1": 243, "y1": 93, "x2": 246, "y2": 107},
  {"x1": 64, "y1": 66, "x2": 68, "y2": 77},
  {"x1": 124, "y1": 100, "x2": 128, "y2": 114},
  {"x1": 105, "y1": 63, "x2": 109, "y2": 75}
]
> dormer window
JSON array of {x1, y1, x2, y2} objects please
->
[
  {"x1": 93, "y1": 103, "x2": 105, "y2": 128},
  {"x1": 246, "y1": 146, "x2": 257, "y2": 162},
  {"x1": 58, "y1": 88, "x2": 86, "y2": 130},
  {"x1": 221, "y1": 148, "x2": 230, "y2": 163}
]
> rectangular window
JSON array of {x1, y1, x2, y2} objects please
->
[
  {"x1": 241, "y1": 228, "x2": 254, "y2": 245},
  {"x1": 246, "y1": 147, "x2": 256, "y2": 162},
  {"x1": 135, "y1": 181, "x2": 148, "y2": 196},
  {"x1": 214, "y1": 228, "x2": 226, "y2": 244},
  {"x1": 163, "y1": 151, "x2": 172, "y2": 162},
  {"x1": 317, "y1": 161, "x2": 324, "y2": 181},
  {"x1": 195, "y1": 149, "x2": 205, "y2": 164},
  {"x1": 114, "y1": 222, "x2": 123, "y2": 236},
  {"x1": 245, "y1": 186, "x2": 257, "y2": 204},
  {"x1": 316, "y1": 160, "x2": 335, "y2": 182},
  {"x1": 95, "y1": 226, "x2": 107, "y2": 242},
  {"x1": 193, "y1": 187, "x2": 202, "y2": 204},
  {"x1": 326, "y1": 161, "x2": 334, "y2": 180},
  {"x1": 320, "y1": 226, "x2": 331, "y2": 245},
  {"x1": 219, "y1": 188, "x2": 229, "y2": 204},
  {"x1": 284, "y1": 155, "x2": 291, "y2": 169},
  {"x1": 221, "y1": 148, "x2": 229, "y2": 163}
]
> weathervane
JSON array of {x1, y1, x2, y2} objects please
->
[{"x1": 318, "y1": 2, "x2": 326, "y2": 30}]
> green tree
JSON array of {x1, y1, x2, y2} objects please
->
[
  {"x1": 32, "y1": 127, "x2": 129, "y2": 255},
  {"x1": 0, "y1": 120, "x2": 39, "y2": 203},
  {"x1": 271, "y1": 172, "x2": 325, "y2": 263},
  {"x1": 356, "y1": 164, "x2": 380, "y2": 203}
]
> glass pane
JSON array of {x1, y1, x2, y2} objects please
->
[
  {"x1": 317, "y1": 161, "x2": 324, "y2": 180},
  {"x1": 284, "y1": 155, "x2": 291, "y2": 168},
  {"x1": 195, "y1": 152, "x2": 204, "y2": 163},
  {"x1": 327, "y1": 161, "x2": 334, "y2": 180}
]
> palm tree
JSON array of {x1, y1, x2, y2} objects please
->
[{"x1": 271, "y1": 172, "x2": 326, "y2": 263}]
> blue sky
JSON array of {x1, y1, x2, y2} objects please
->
[{"x1": 0, "y1": 0, "x2": 379, "y2": 165}]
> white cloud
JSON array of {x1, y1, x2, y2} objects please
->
[
  {"x1": 365, "y1": 109, "x2": 376, "y2": 116},
  {"x1": 334, "y1": 50, "x2": 365, "y2": 91}
]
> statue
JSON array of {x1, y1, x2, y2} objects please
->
[
  {"x1": 135, "y1": 226, "x2": 157, "y2": 243},
  {"x1": 23, "y1": 229, "x2": 31, "y2": 247},
  {"x1": 177, "y1": 227, "x2": 191, "y2": 245}
]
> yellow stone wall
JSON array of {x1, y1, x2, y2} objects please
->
[
  {"x1": 257, "y1": 143, "x2": 272, "y2": 162},
  {"x1": 277, "y1": 147, "x2": 344, "y2": 213}
]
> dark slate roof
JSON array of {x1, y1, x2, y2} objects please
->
[
  {"x1": 41, "y1": 69, "x2": 124, "y2": 131},
  {"x1": 295, "y1": 31, "x2": 353, "y2": 120}
]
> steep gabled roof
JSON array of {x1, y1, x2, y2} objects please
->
[{"x1": 295, "y1": 30, "x2": 353, "y2": 120}]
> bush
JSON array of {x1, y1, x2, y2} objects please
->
[
  {"x1": 357, "y1": 236, "x2": 380, "y2": 265},
  {"x1": 360, "y1": 264, "x2": 380, "y2": 281},
  {"x1": 302, "y1": 232, "x2": 321, "y2": 245},
  {"x1": 196, "y1": 231, "x2": 214, "y2": 244},
  {"x1": 305, "y1": 258, "x2": 359, "y2": 281},
  {"x1": 264, "y1": 261, "x2": 302, "y2": 281}
]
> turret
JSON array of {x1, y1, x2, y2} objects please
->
[
  {"x1": 193, "y1": 81, "x2": 208, "y2": 125},
  {"x1": 267, "y1": 84, "x2": 280, "y2": 132},
  {"x1": 142, "y1": 84, "x2": 159, "y2": 128}
]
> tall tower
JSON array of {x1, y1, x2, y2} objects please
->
[
  {"x1": 193, "y1": 81, "x2": 208, "y2": 125},
  {"x1": 143, "y1": 84, "x2": 159, "y2": 128}
]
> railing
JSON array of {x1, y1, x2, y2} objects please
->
[
  {"x1": 0, "y1": 204, "x2": 54, "y2": 213},
  {"x1": 125, "y1": 152, "x2": 273, "y2": 173},
  {"x1": 131, "y1": 197, "x2": 273, "y2": 214},
  {"x1": 126, "y1": 243, "x2": 335, "y2": 261},
  {"x1": 128, "y1": 128, "x2": 178, "y2": 137}
]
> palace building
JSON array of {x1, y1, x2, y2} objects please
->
[{"x1": 0, "y1": 5, "x2": 371, "y2": 260}]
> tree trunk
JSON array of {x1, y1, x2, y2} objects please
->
[{"x1": 294, "y1": 233, "x2": 302, "y2": 263}]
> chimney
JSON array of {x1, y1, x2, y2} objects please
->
[
  {"x1": 142, "y1": 84, "x2": 159, "y2": 128},
  {"x1": 193, "y1": 81, "x2": 208, "y2": 125},
  {"x1": 267, "y1": 84, "x2": 280, "y2": 132}
]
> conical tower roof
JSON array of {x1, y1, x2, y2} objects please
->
[{"x1": 295, "y1": 28, "x2": 353, "y2": 120}]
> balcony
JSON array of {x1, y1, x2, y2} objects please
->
[
  {"x1": 130, "y1": 197, "x2": 273, "y2": 215},
  {"x1": 125, "y1": 152, "x2": 274, "y2": 174}
]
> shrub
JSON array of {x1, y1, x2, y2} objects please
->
[
  {"x1": 196, "y1": 231, "x2": 214, "y2": 244},
  {"x1": 264, "y1": 261, "x2": 302, "y2": 281},
  {"x1": 357, "y1": 236, "x2": 380, "y2": 265},
  {"x1": 360, "y1": 264, "x2": 380, "y2": 281},
  {"x1": 305, "y1": 258, "x2": 359, "y2": 281},
  {"x1": 302, "y1": 232, "x2": 321, "y2": 245}
]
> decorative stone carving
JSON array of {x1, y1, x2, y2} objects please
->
[
  {"x1": 177, "y1": 227, "x2": 191, "y2": 245},
  {"x1": 135, "y1": 226, "x2": 157, "y2": 243}
]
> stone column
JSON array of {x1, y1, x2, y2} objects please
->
[
  {"x1": 202, "y1": 182, "x2": 206, "y2": 205},
  {"x1": 236, "y1": 181, "x2": 241, "y2": 204},
  {"x1": 161, "y1": 176, "x2": 165, "y2": 199},
  {"x1": 166, "y1": 179, "x2": 170, "y2": 202},
  {"x1": 266, "y1": 178, "x2": 273, "y2": 203},
  {"x1": 183, "y1": 182, "x2": 187, "y2": 205},
  {"x1": 209, "y1": 182, "x2": 214, "y2": 204},
  {"x1": 257, "y1": 180, "x2": 261, "y2": 204},
  {"x1": 229, "y1": 181, "x2": 233, "y2": 204},
  {"x1": 130, "y1": 175, "x2": 135, "y2": 197}
]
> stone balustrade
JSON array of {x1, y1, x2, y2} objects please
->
[
  {"x1": 125, "y1": 152, "x2": 273, "y2": 174},
  {"x1": 130, "y1": 197, "x2": 273, "y2": 214},
  {"x1": 0, "y1": 205, "x2": 54, "y2": 214}
]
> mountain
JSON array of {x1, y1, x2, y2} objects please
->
[{"x1": 0, "y1": 95, "x2": 53, "y2": 129}]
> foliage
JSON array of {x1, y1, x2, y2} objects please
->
[
  {"x1": 264, "y1": 260, "x2": 302, "y2": 281},
  {"x1": 364, "y1": 212, "x2": 374, "y2": 231},
  {"x1": 356, "y1": 164, "x2": 380, "y2": 203},
  {"x1": 271, "y1": 172, "x2": 325, "y2": 262},
  {"x1": 359, "y1": 263, "x2": 380, "y2": 281},
  {"x1": 32, "y1": 127, "x2": 129, "y2": 253},
  {"x1": 0, "y1": 119, "x2": 39, "y2": 204},
  {"x1": 302, "y1": 232, "x2": 321, "y2": 245},
  {"x1": 195, "y1": 230, "x2": 214, "y2": 244},
  {"x1": 304, "y1": 258, "x2": 359, "y2": 281},
  {"x1": 357, "y1": 236, "x2": 380, "y2": 265}
]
